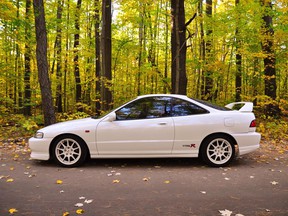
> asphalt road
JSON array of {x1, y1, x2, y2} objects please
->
[{"x1": 0, "y1": 141, "x2": 287, "y2": 216}]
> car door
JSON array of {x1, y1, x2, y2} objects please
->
[
  {"x1": 170, "y1": 98, "x2": 210, "y2": 155},
  {"x1": 96, "y1": 97, "x2": 174, "y2": 155}
]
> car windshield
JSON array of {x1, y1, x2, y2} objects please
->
[
  {"x1": 91, "y1": 110, "x2": 111, "y2": 119},
  {"x1": 192, "y1": 98, "x2": 231, "y2": 111}
]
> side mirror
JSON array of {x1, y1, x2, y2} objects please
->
[{"x1": 105, "y1": 112, "x2": 116, "y2": 122}]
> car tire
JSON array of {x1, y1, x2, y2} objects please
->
[
  {"x1": 201, "y1": 135, "x2": 235, "y2": 167},
  {"x1": 52, "y1": 135, "x2": 88, "y2": 167}
]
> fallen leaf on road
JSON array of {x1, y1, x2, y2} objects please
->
[
  {"x1": 6, "y1": 178, "x2": 14, "y2": 183},
  {"x1": 270, "y1": 181, "x2": 279, "y2": 185},
  {"x1": 200, "y1": 191, "x2": 206, "y2": 194},
  {"x1": 164, "y1": 180, "x2": 170, "y2": 184},
  {"x1": 56, "y1": 180, "x2": 63, "y2": 184},
  {"x1": 9, "y1": 208, "x2": 18, "y2": 214},
  {"x1": 84, "y1": 199, "x2": 93, "y2": 204},
  {"x1": 235, "y1": 214, "x2": 244, "y2": 216},
  {"x1": 62, "y1": 212, "x2": 69, "y2": 216},
  {"x1": 76, "y1": 209, "x2": 84, "y2": 214},
  {"x1": 219, "y1": 209, "x2": 232, "y2": 216},
  {"x1": 79, "y1": 196, "x2": 85, "y2": 200},
  {"x1": 75, "y1": 203, "x2": 84, "y2": 207},
  {"x1": 113, "y1": 179, "x2": 120, "y2": 183},
  {"x1": 143, "y1": 177, "x2": 149, "y2": 181},
  {"x1": 224, "y1": 177, "x2": 230, "y2": 181}
]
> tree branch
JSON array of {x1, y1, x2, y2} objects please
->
[{"x1": 185, "y1": 13, "x2": 197, "y2": 27}]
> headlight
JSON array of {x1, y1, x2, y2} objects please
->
[{"x1": 34, "y1": 132, "x2": 44, "y2": 139}]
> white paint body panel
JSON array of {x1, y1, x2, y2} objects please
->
[{"x1": 96, "y1": 117, "x2": 174, "y2": 155}]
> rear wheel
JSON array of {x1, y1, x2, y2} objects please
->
[
  {"x1": 201, "y1": 135, "x2": 235, "y2": 167},
  {"x1": 52, "y1": 135, "x2": 88, "y2": 167}
]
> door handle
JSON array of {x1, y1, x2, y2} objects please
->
[{"x1": 158, "y1": 122, "x2": 167, "y2": 125}]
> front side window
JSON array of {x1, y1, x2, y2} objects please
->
[{"x1": 115, "y1": 97, "x2": 172, "y2": 120}]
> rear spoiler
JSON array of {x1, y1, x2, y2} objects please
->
[{"x1": 225, "y1": 102, "x2": 253, "y2": 112}]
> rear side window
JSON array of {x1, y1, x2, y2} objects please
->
[
  {"x1": 171, "y1": 99, "x2": 209, "y2": 116},
  {"x1": 193, "y1": 98, "x2": 231, "y2": 111}
]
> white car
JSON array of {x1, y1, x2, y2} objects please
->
[{"x1": 29, "y1": 94, "x2": 261, "y2": 167}]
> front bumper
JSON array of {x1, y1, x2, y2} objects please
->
[{"x1": 28, "y1": 137, "x2": 53, "y2": 161}]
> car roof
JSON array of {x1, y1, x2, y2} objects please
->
[{"x1": 137, "y1": 94, "x2": 189, "y2": 100}]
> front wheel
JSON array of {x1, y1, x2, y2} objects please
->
[
  {"x1": 201, "y1": 135, "x2": 235, "y2": 167},
  {"x1": 52, "y1": 135, "x2": 88, "y2": 167}
]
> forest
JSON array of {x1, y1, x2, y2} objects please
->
[{"x1": 0, "y1": 0, "x2": 287, "y2": 130}]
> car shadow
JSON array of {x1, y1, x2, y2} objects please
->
[
  {"x1": 31, "y1": 156, "x2": 257, "y2": 169},
  {"x1": 31, "y1": 157, "x2": 204, "y2": 168},
  {"x1": 85, "y1": 157, "x2": 205, "y2": 169}
]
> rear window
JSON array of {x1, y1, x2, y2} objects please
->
[{"x1": 193, "y1": 98, "x2": 231, "y2": 111}]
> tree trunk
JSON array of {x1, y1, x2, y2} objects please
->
[
  {"x1": 235, "y1": 0, "x2": 242, "y2": 102},
  {"x1": 94, "y1": 0, "x2": 101, "y2": 115},
  {"x1": 203, "y1": 0, "x2": 213, "y2": 100},
  {"x1": 63, "y1": 0, "x2": 70, "y2": 112},
  {"x1": 198, "y1": 0, "x2": 205, "y2": 99},
  {"x1": 74, "y1": 0, "x2": 82, "y2": 104},
  {"x1": 138, "y1": 1, "x2": 144, "y2": 95},
  {"x1": 164, "y1": 0, "x2": 169, "y2": 93},
  {"x1": 33, "y1": 0, "x2": 56, "y2": 126},
  {"x1": 15, "y1": 0, "x2": 22, "y2": 113},
  {"x1": 261, "y1": 0, "x2": 280, "y2": 116},
  {"x1": 171, "y1": 0, "x2": 187, "y2": 95},
  {"x1": 101, "y1": 0, "x2": 112, "y2": 111},
  {"x1": 55, "y1": 0, "x2": 63, "y2": 112},
  {"x1": 24, "y1": 0, "x2": 32, "y2": 116}
]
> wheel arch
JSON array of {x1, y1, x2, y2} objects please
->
[
  {"x1": 49, "y1": 133, "x2": 91, "y2": 160},
  {"x1": 198, "y1": 132, "x2": 238, "y2": 158}
]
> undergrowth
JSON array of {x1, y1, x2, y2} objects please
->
[{"x1": 0, "y1": 112, "x2": 90, "y2": 140}]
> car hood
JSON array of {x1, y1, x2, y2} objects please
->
[{"x1": 38, "y1": 117, "x2": 101, "y2": 136}]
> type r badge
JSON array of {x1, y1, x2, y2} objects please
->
[{"x1": 183, "y1": 144, "x2": 196, "y2": 148}]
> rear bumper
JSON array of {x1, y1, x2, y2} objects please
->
[{"x1": 233, "y1": 132, "x2": 261, "y2": 155}]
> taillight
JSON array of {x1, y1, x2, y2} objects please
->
[{"x1": 250, "y1": 120, "x2": 256, "y2": 127}]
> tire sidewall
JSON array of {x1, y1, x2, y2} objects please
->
[
  {"x1": 52, "y1": 135, "x2": 88, "y2": 167},
  {"x1": 201, "y1": 135, "x2": 235, "y2": 167}
]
